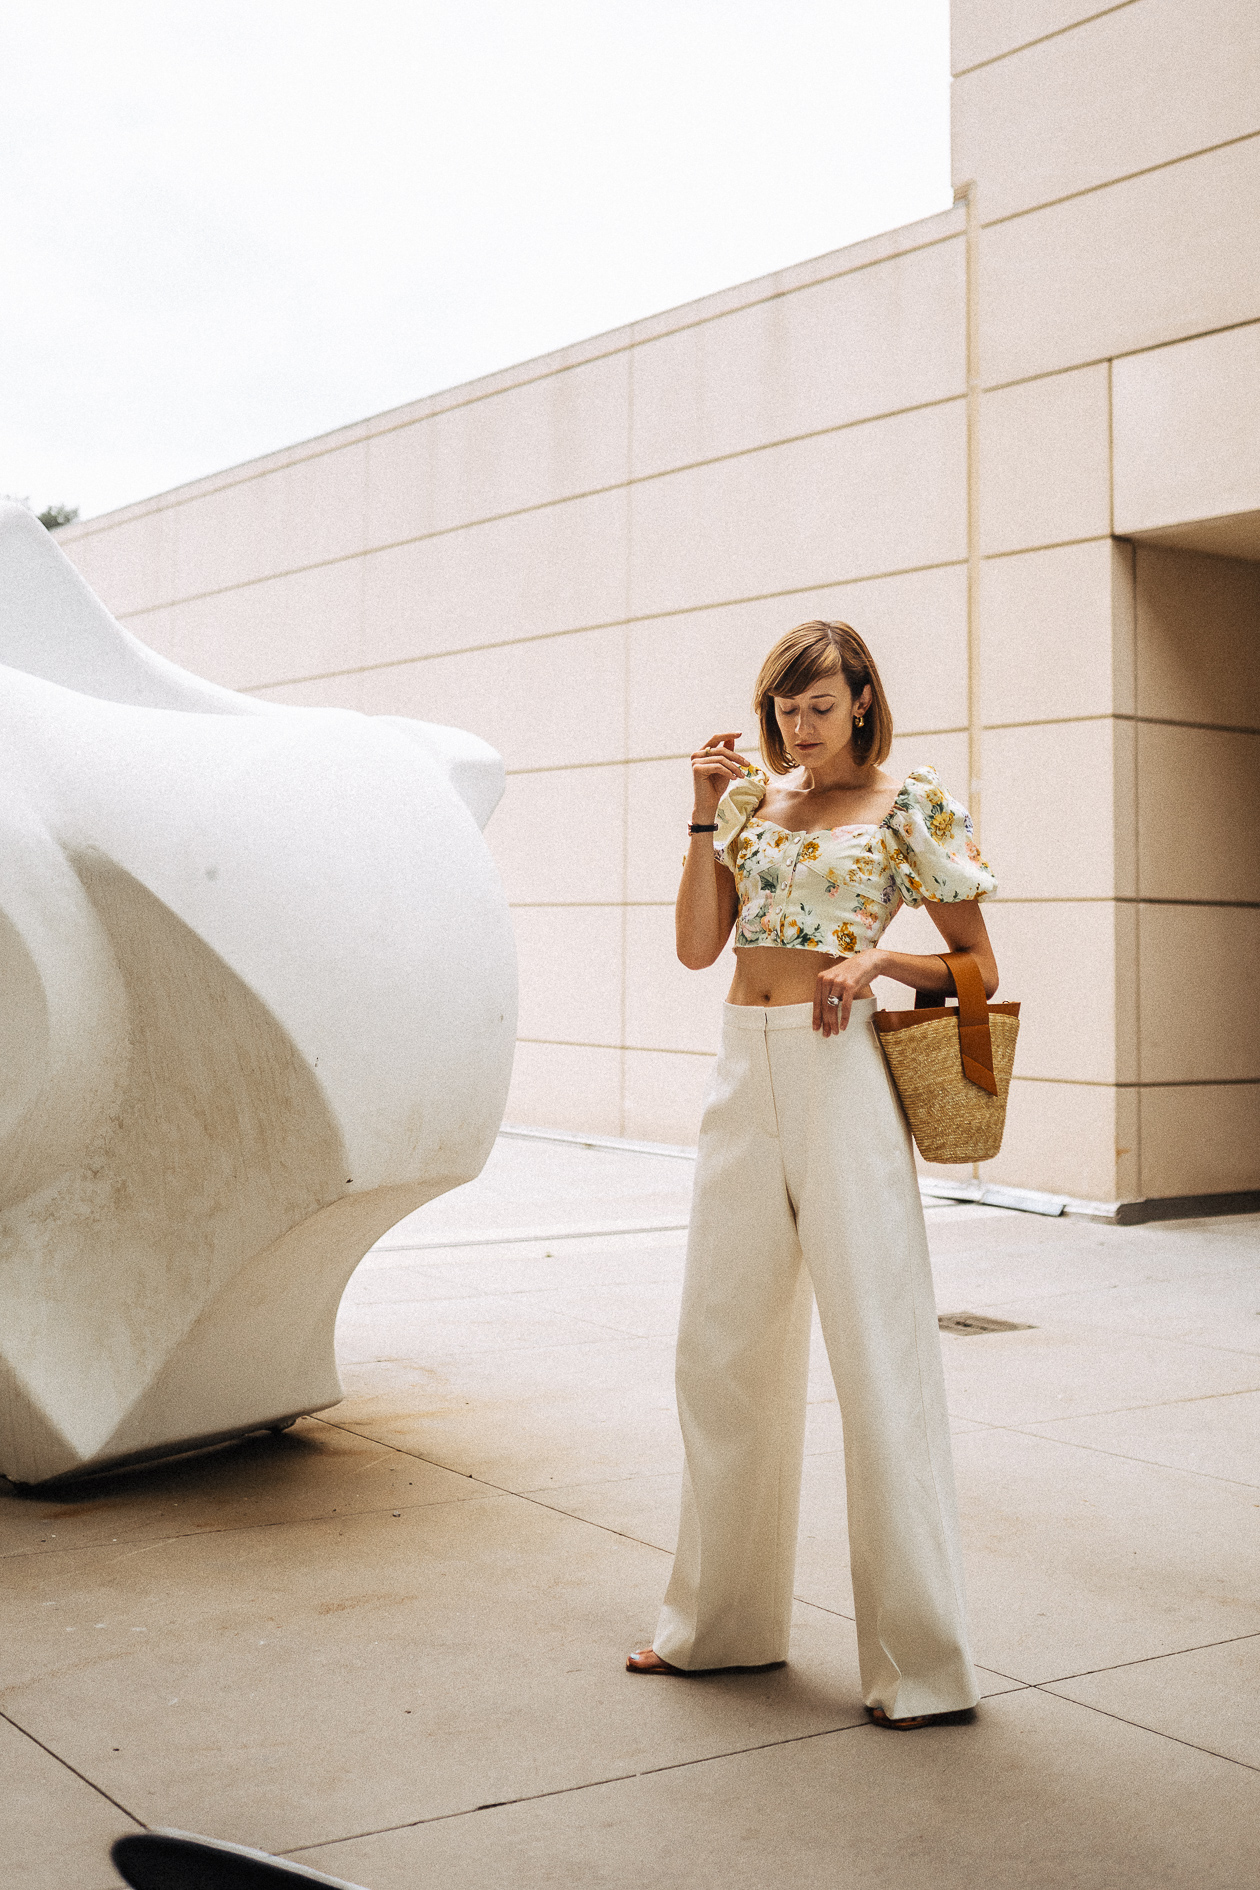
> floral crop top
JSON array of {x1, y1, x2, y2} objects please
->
[{"x1": 712, "y1": 764, "x2": 995, "y2": 956}]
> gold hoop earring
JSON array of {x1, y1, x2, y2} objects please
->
[{"x1": 854, "y1": 712, "x2": 865, "y2": 729}]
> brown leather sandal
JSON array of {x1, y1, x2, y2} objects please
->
[
  {"x1": 626, "y1": 1648, "x2": 787, "y2": 1676},
  {"x1": 626, "y1": 1648, "x2": 686, "y2": 1674},
  {"x1": 866, "y1": 1704, "x2": 976, "y2": 1729}
]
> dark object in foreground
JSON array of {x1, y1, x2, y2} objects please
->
[
  {"x1": 111, "y1": 1828, "x2": 370, "y2": 1890},
  {"x1": 937, "y1": 1311, "x2": 1035, "y2": 1336},
  {"x1": 866, "y1": 1704, "x2": 977, "y2": 1730}
]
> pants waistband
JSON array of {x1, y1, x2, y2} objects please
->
[{"x1": 721, "y1": 996, "x2": 878, "y2": 1033}]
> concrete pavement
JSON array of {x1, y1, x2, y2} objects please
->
[{"x1": 3, "y1": 1132, "x2": 1257, "y2": 1888}]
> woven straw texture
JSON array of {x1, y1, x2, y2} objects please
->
[{"x1": 879, "y1": 1013, "x2": 1020, "y2": 1163}]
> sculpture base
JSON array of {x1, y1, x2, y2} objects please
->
[{"x1": 4, "y1": 1403, "x2": 340, "y2": 1490}]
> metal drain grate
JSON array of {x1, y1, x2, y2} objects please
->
[{"x1": 938, "y1": 1311, "x2": 1035, "y2": 1337}]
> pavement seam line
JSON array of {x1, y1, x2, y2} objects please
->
[
  {"x1": 941, "y1": 1310, "x2": 1260, "y2": 1364},
  {"x1": 787, "y1": 1595, "x2": 1034, "y2": 1696},
  {"x1": 1028, "y1": 1684, "x2": 1260, "y2": 1774},
  {"x1": 955, "y1": 1416, "x2": 1260, "y2": 1492},
  {"x1": 1016, "y1": 1381, "x2": 1260, "y2": 1419},
  {"x1": 0, "y1": 1703, "x2": 146, "y2": 1828},
  {"x1": 308, "y1": 1415, "x2": 678, "y2": 1557},
  {"x1": 1030, "y1": 1627, "x2": 1260, "y2": 1687},
  {"x1": 0, "y1": 1436, "x2": 516, "y2": 1562},
  {"x1": 0, "y1": 1489, "x2": 489, "y2": 1562},
  {"x1": 283, "y1": 1714, "x2": 876, "y2": 1857}
]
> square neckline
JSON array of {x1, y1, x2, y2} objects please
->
[
  {"x1": 744, "y1": 771, "x2": 910, "y2": 839},
  {"x1": 749, "y1": 815, "x2": 878, "y2": 838},
  {"x1": 746, "y1": 787, "x2": 907, "y2": 842}
]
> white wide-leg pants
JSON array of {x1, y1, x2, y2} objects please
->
[{"x1": 654, "y1": 997, "x2": 979, "y2": 1720}]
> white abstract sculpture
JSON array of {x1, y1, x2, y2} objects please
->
[{"x1": 0, "y1": 502, "x2": 517, "y2": 1485}]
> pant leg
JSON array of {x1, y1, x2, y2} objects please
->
[
  {"x1": 654, "y1": 1006, "x2": 813, "y2": 1670},
  {"x1": 771, "y1": 998, "x2": 979, "y2": 1719}
]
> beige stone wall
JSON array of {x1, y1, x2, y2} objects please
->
[
  {"x1": 58, "y1": 207, "x2": 978, "y2": 1151},
  {"x1": 1125, "y1": 546, "x2": 1260, "y2": 1198},
  {"x1": 57, "y1": 0, "x2": 1260, "y2": 1205},
  {"x1": 945, "y1": 0, "x2": 1260, "y2": 1204}
]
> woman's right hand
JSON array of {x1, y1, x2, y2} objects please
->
[{"x1": 691, "y1": 732, "x2": 753, "y2": 821}]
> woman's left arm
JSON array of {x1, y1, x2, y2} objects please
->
[{"x1": 813, "y1": 900, "x2": 998, "y2": 1036}]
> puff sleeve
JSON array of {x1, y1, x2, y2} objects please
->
[
  {"x1": 882, "y1": 766, "x2": 996, "y2": 906},
  {"x1": 713, "y1": 764, "x2": 768, "y2": 872}
]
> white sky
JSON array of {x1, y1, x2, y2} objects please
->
[{"x1": 2, "y1": 1, "x2": 952, "y2": 522}]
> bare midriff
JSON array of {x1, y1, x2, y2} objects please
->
[{"x1": 727, "y1": 945, "x2": 873, "y2": 1008}]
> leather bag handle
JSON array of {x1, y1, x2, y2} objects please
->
[{"x1": 914, "y1": 950, "x2": 997, "y2": 1096}]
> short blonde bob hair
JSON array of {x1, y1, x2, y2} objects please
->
[{"x1": 754, "y1": 620, "x2": 893, "y2": 774}]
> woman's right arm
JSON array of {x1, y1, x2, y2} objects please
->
[{"x1": 675, "y1": 732, "x2": 746, "y2": 970}]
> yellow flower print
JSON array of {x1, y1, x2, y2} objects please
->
[
  {"x1": 715, "y1": 767, "x2": 992, "y2": 959},
  {"x1": 843, "y1": 840, "x2": 880, "y2": 884}
]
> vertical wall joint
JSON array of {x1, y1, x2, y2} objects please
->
[
  {"x1": 956, "y1": 180, "x2": 982, "y2": 1182},
  {"x1": 955, "y1": 180, "x2": 982, "y2": 845}
]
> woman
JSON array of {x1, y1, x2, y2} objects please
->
[{"x1": 627, "y1": 620, "x2": 997, "y2": 1730}]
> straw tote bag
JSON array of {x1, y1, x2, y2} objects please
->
[{"x1": 873, "y1": 950, "x2": 1020, "y2": 1164}]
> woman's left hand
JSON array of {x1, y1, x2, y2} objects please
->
[{"x1": 814, "y1": 952, "x2": 882, "y2": 1036}]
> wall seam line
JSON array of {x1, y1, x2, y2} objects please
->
[
  {"x1": 1130, "y1": 536, "x2": 1143, "y2": 1193},
  {"x1": 952, "y1": 0, "x2": 1142, "y2": 76},
  {"x1": 619, "y1": 342, "x2": 635, "y2": 1136},
  {"x1": 958, "y1": 174, "x2": 983, "y2": 1186},
  {"x1": 499, "y1": 734, "x2": 970, "y2": 776},
  {"x1": 979, "y1": 127, "x2": 1260, "y2": 231},
  {"x1": 227, "y1": 567, "x2": 971, "y2": 692},
  {"x1": 990, "y1": 896, "x2": 1260, "y2": 908},
  {"x1": 60, "y1": 227, "x2": 968, "y2": 541},
  {"x1": 505, "y1": 1057, "x2": 1260, "y2": 1086},
  {"x1": 982, "y1": 534, "x2": 1111, "y2": 561},
  {"x1": 980, "y1": 315, "x2": 1260, "y2": 397},
  {"x1": 1010, "y1": 1077, "x2": 1260, "y2": 1090},
  {"x1": 508, "y1": 897, "x2": 1260, "y2": 910},
  {"x1": 986, "y1": 714, "x2": 1260, "y2": 734},
  {"x1": 516, "y1": 1040, "x2": 716, "y2": 1058},
  {"x1": 106, "y1": 395, "x2": 969, "y2": 622}
]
